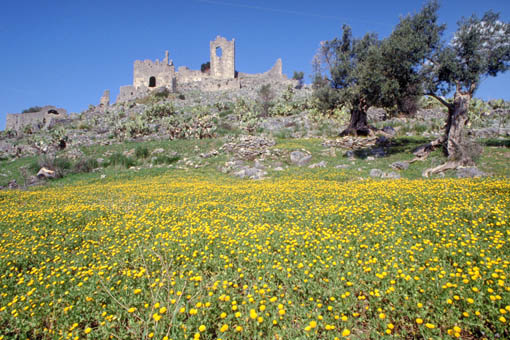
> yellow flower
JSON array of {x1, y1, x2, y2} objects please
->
[
  {"x1": 379, "y1": 313, "x2": 385, "y2": 320},
  {"x1": 128, "y1": 307, "x2": 136, "y2": 313},
  {"x1": 133, "y1": 288, "x2": 141, "y2": 294},
  {"x1": 249, "y1": 309, "x2": 257, "y2": 320},
  {"x1": 416, "y1": 318, "x2": 423, "y2": 324},
  {"x1": 153, "y1": 313, "x2": 161, "y2": 321},
  {"x1": 219, "y1": 324, "x2": 228, "y2": 332},
  {"x1": 199, "y1": 325, "x2": 206, "y2": 332},
  {"x1": 342, "y1": 329, "x2": 351, "y2": 337},
  {"x1": 84, "y1": 327, "x2": 92, "y2": 334},
  {"x1": 425, "y1": 323, "x2": 435, "y2": 329}
]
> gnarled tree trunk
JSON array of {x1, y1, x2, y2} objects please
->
[
  {"x1": 340, "y1": 98, "x2": 370, "y2": 136},
  {"x1": 443, "y1": 87, "x2": 473, "y2": 164},
  {"x1": 421, "y1": 84, "x2": 475, "y2": 177}
]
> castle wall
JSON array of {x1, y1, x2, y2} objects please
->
[
  {"x1": 210, "y1": 36, "x2": 235, "y2": 79},
  {"x1": 5, "y1": 106, "x2": 67, "y2": 131},
  {"x1": 176, "y1": 67, "x2": 207, "y2": 83},
  {"x1": 117, "y1": 85, "x2": 151, "y2": 103},
  {"x1": 133, "y1": 51, "x2": 176, "y2": 90}
]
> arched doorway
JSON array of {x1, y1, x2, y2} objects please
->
[{"x1": 149, "y1": 76, "x2": 156, "y2": 87}]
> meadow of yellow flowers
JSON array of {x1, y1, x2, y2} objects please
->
[{"x1": 0, "y1": 173, "x2": 508, "y2": 339}]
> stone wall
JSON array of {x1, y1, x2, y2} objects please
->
[
  {"x1": 210, "y1": 36, "x2": 235, "y2": 80},
  {"x1": 176, "y1": 67, "x2": 207, "y2": 83},
  {"x1": 5, "y1": 106, "x2": 67, "y2": 131},
  {"x1": 133, "y1": 51, "x2": 176, "y2": 90},
  {"x1": 116, "y1": 85, "x2": 151, "y2": 103},
  {"x1": 178, "y1": 78, "x2": 241, "y2": 92},
  {"x1": 115, "y1": 35, "x2": 292, "y2": 103}
]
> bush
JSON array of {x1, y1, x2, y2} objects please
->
[
  {"x1": 144, "y1": 103, "x2": 176, "y2": 120},
  {"x1": 135, "y1": 146, "x2": 150, "y2": 159},
  {"x1": 152, "y1": 154, "x2": 180, "y2": 165},
  {"x1": 72, "y1": 158, "x2": 99, "y2": 173},
  {"x1": 107, "y1": 153, "x2": 136, "y2": 168},
  {"x1": 21, "y1": 106, "x2": 43, "y2": 113},
  {"x1": 257, "y1": 84, "x2": 275, "y2": 117},
  {"x1": 34, "y1": 155, "x2": 72, "y2": 178},
  {"x1": 311, "y1": 76, "x2": 343, "y2": 114},
  {"x1": 292, "y1": 71, "x2": 304, "y2": 89}
]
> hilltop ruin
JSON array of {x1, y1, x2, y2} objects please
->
[
  {"x1": 5, "y1": 106, "x2": 67, "y2": 132},
  {"x1": 115, "y1": 35, "x2": 292, "y2": 103}
]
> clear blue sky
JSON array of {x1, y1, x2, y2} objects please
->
[{"x1": 1, "y1": 0, "x2": 509, "y2": 130}]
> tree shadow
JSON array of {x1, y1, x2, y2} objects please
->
[
  {"x1": 349, "y1": 136, "x2": 432, "y2": 159},
  {"x1": 481, "y1": 138, "x2": 510, "y2": 148}
]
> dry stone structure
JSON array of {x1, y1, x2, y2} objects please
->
[
  {"x1": 115, "y1": 35, "x2": 292, "y2": 103},
  {"x1": 6, "y1": 106, "x2": 67, "y2": 132}
]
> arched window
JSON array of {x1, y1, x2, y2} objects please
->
[
  {"x1": 149, "y1": 76, "x2": 156, "y2": 87},
  {"x1": 216, "y1": 46, "x2": 222, "y2": 57}
]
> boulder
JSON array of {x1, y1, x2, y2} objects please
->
[
  {"x1": 290, "y1": 150, "x2": 312, "y2": 166},
  {"x1": 390, "y1": 161, "x2": 409, "y2": 171},
  {"x1": 382, "y1": 171, "x2": 401, "y2": 179},
  {"x1": 369, "y1": 169, "x2": 383, "y2": 178},
  {"x1": 37, "y1": 167, "x2": 56, "y2": 179},
  {"x1": 8, "y1": 179, "x2": 18, "y2": 189},
  {"x1": 309, "y1": 161, "x2": 327, "y2": 169},
  {"x1": 233, "y1": 167, "x2": 267, "y2": 180},
  {"x1": 456, "y1": 167, "x2": 487, "y2": 178}
]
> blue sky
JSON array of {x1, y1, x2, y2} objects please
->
[{"x1": 1, "y1": 0, "x2": 509, "y2": 130}]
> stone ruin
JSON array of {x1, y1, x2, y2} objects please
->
[
  {"x1": 115, "y1": 35, "x2": 292, "y2": 103},
  {"x1": 5, "y1": 106, "x2": 67, "y2": 132}
]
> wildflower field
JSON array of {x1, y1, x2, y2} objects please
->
[{"x1": 0, "y1": 174, "x2": 509, "y2": 339}]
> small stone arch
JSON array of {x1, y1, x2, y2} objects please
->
[
  {"x1": 149, "y1": 76, "x2": 156, "y2": 87},
  {"x1": 216, "y1": 46, "x2": 222, "y2": 57}
]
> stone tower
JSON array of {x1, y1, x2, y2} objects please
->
[{"x1": 210, "y1": 36, "x2": 235, "y2": 79}]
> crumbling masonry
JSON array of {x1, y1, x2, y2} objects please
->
[{"x1": 115, "y1": 36, "x2": 291, "y2": 103}]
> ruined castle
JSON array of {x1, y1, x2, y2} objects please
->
[
  {"x1": 5, "y1": 36, "x2": 293, "y2": 131},
  {"x1": 5, "y1": 106, "x2": 67, "y2": 132},
  {"x1": 115, "y1": 35, "x2": 292, "y2": 103}
]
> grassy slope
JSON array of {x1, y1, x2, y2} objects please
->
[{"x1": 1, "y1": 136, "x2": 508, "y2": 188}]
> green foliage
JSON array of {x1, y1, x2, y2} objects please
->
[
  {"x1": 200, "y1": 61, "x2": 211, "y2": 73},
  {"x1": 154, "y1": 87, "x2": 170, "y2": 99},
  {"x1": 21, "y1": 106, "x2": 43, "y2": 113},
  {"x1": 106, "y1": 153, "x2": 136, "y2": 168},
  {"x1": 135, "y1": 145, "x2": 150, "y2": 159},
  {"x1": 144, "y1": 102, "x2": 177, "y2": 120},
  {"x1": 72, "y1": 158, "x2": 99, "y2": 173},
  {"x1": 429, "y1": 10, "x2": 510, "y2": 96},
  {"x1": 160, "y1": 108, "x2": 217, "y2": 140},
  {"x1": 292, "y1": 71, "x2": 305, "y2": 88},
  {"x1": 257, "y1": 84, "x2": 275, "y2": 117},
  {"x1": 151, "y1": 154, "x2": 180, "y2": 165}
]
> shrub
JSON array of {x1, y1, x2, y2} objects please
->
[
  {"x1": 152, "y1": 154, "x2": 180, "y2": 165},
  {"x1": 35, "y1": 155, "x2": 72, "y2": 178},
  {"x1": 144, "y1": 103, "x2": 176, "y2": 120},
  {"x1": 21, "y1": 106, "x2": 43, "y2": 113},
  {"x1": 72, "y1": 158, "x2": 99, "y2": 173},
  {"x1": 135, "y1": 146, "x2": 150, "y2": 159},
  {"x1": 257, "y1": 84, "x2": 275, "y2": 117},
  {"x1": 107, "y1": 153, "x2": 136, "y2": 168},
  {"x1": 292, "y1": 71, "x2": 304, "y2": 89}
]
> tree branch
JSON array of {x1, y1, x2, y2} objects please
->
[
  {"x1": 427, "y1": 93, "x2": 453, "y2": 109},
  {"x1": 468, "y1": 82, "x2": 477, "y2": 95}
]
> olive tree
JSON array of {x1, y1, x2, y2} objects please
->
[{"x1": 422, "y1": 11, "x2": 510, "y2": 174}]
